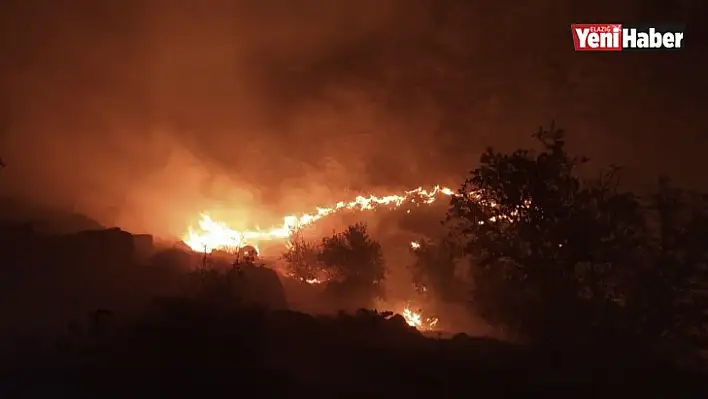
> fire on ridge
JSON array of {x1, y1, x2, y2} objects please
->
[
  {"x1": 181, "y1": 185, "x2": 456, "y2": 254},
  {"x1": 180, "y1": 185, "x2": 456, "y2": 332},
  {"x1": 178, "y1": 184, "x2": 522, "y2": 332}
]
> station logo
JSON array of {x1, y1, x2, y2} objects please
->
[{"x1": 571, "y1": 24, "x2": 685, "y2": 51}]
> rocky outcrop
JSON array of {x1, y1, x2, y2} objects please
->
[
  {"x1": 150, "y1": 247, "x2": 193, "y2": 270},
  {"x1": 132, "y1": 234, "x2": 154, "y2": 261},
  {"x1": 229, "y1": 265, "x2": 288, "y2": 310},
  {"x1": 46, "y1": 228, "x2": 135, "y2": 268}
]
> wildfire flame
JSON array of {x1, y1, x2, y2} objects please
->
[
  {"x1": 179, "y1": 185, "x2": 526, "y2": 333},
  {"x1": 402, "y1": 307, "x2": 439, "y2": 330},
  {"x1": 183, "y1": 185, "x2": 456, "y2": 253}
]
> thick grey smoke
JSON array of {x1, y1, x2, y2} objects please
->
[{"x1": 0, "y1": 0, "x2": 706, "y2": 238}]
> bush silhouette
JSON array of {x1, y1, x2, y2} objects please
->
[
  {"x1": 2, "y1": 125, "x2": 708, "y2": 395},
  {"x1": 282, "y1": 229, "x2": 326, "y2": 282},
  {"x1": 408, "y1": 238, "x2": 465, "y2": 303},
  {"x1": 283, "y1": 223, "x2": 386, "y2": 309},
  {"x1": 320, "y1": 223, "x2": 385, "y2": 282},
  {"x1": 446, "y1": 124, "x2": 708, "y2": 346}
]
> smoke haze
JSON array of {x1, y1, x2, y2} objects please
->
[{"x1": 0, "y1": 0, "x2": 706, "y2": 238}]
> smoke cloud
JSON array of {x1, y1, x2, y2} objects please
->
[{"x1": 0, "y1": 0, "x2": 706, "y2": 238}]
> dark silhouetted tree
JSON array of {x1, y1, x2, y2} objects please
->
[
  {"x1": 281, "y1": 224, "x2": 386, "y2": 308},
  {"x1": 639, "y1": 178, "x2": 708, "y2": 343},
  {"x1": 282, "y1": 230, "x2": 326, "y2": 282},
  {"x1": 446, "y1": 124, "x2": 652, "y2": 342},
  {"x1": 320, "y1": 223, "x2": 385, "y2": 283},
  {"x1": 319, "y1": 223, "x2": 386, "y2": 306},
  {"x1": 409, "y1": 238, "x2": 465, "y2": 303}
]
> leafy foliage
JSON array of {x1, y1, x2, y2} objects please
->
[
  {"x1": 319, "y1": 223, "x2": 385, "y2": 286},
  {"x1": 281, "y1": 230, "x2": 325, "y2": 282},
  {"x1": 643, "y1": 179, "x2": 708, "y2": 341},
  {"x1": 282, "y1": 223, "x2": 386, "y2": 306},
  {"x1": 408, "y1": 238, "x2": 464, "y2": 302},
  {"x1": 446, "y1": 124, "x2": 707, "y2": 344}
]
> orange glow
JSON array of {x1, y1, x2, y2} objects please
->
[
  {"x1": 402, "y1": 307, "x2": 439, "y2": 330},
  {"x1": 182, "y1": 185, "x2": 456, "y2": 253},
  {"x1": 178, "y1": 185, "x2": 521, "y2": 333}
]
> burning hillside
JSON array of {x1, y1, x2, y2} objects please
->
[
  {"x1": 177, "y1": 184, "x2": 519, "y2": 332},
  {"x1": 176, "y1": 185, "x2": 461, "y2": 332},
  {"x1": 181, "y1": 185, "x2": 456, "y2": 254}
]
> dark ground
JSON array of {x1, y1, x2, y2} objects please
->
[
  {"x1": 0, "y1": 224, "x2": 706, "y2": 397},
  {"x1": 3, "y1": 305, "x2": 707, "y2": 397}
]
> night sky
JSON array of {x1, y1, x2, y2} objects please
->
[{"x1": 0, "y1": 0, "x2": 706, "y2": 237}]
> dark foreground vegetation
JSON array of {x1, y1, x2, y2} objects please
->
[
  {"x1": 2, "y1": 124, "x2": 708, "y2": 395},
  {"x1": 5, "y1": 303, "x2": 707, "y2": 396}
]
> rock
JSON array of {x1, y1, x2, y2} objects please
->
[
  {"x1": 387, "y1": 314, "x2": 411, "y2": 330},
  {"x1": 62, "y1": 228, "x2": 135, "y2": 267},
  {"x1": 150, "y1": 248, "x2": 193, "y2": 270},
  {"x1": 132, "y1": 234, "x2": 154, "y2": 261},
  {"x1": 230, "y1": 265, "x2": 288, "y2": 310},
  {"x1": 452, "y1": 332, "x2": 471, "y2": 343}
]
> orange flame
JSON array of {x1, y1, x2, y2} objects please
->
[
  {"x1": 182, "y1": 185, "x2": 456, "y2": 253},
  {"x1": 402, "y1": 307, "x2": 439, "y2": 330}
]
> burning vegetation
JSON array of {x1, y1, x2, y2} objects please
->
[
  {"x1": 3, "y1": 125, "x2": 708, "y2": 395},
  {"x1": 182, "y1": 185, "x2": 455, "y2": 253},
  {"x1": 175, "y1": 125, "x2": 708, "y2": 348},
  {"x1": 181, "y1": 185, "x2": 460, "y2": 330},
  {"x1": 178, "y1": 183, "x2": 518, "y2": 330}
]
